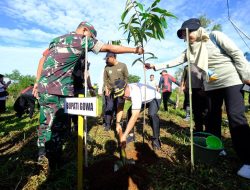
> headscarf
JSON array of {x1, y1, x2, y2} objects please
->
[{"x1": 187, "y1": 27, "x2": 216, "y2": 82}]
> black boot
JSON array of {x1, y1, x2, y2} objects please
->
[{"x1": 152, "y1": 138, "x2": 161, "y2": 150}]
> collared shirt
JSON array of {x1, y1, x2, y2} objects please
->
[
  {"x1": 128, "y1": 83, "x2": 161, "y2": 110},
  {"x1": 104, "y1": 62, "x2": 128, "y2": 90},
  {"x1": 147, "y1": 79, "x2": 158, "y2": 90}
]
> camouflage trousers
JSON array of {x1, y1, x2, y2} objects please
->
[{"x1": 37, "y1": 93, "x2": 70, "y2": 154}]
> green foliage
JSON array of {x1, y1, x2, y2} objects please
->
[
  {"x1": 211, "y1": 24, "x2": 222, "y2": 31},
  {"x1": 120, "y1": 0, "x2": 176, "y2": 67},
  {"x1": 120, "y1": 0, "x2": 176, "y2": 47},
  {"x1": 4, "y1": 70, "x2": 35, "y2": 99},
  {"x1": 199, "y1": 15, "x2": 222, "y2": 31},
  {"x1": 131, "y1": 52, "x2": 157, "y2": 66},
  {"x1": 199, "y1": 15, "x2": 211, "y2": 29},
  {"x1": 174, "y1": 66, "x2": 185, "y2": 81},
  {"x1": 128, "y1": 74, "x2": 140, "y2": 83},
  {"x1": 109, "y1": 40, "x2": 122, "y2": 45}
]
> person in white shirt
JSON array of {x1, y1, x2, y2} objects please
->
[
  {"x1": 0, "y1": 74, "x2": 11, "y2": 113},
  {"x1": 147, "y1": 74, "x2": 158, "y2": 90},
  {"x1": 113, "y1": 79, "x2": 162, "y2": 149}
]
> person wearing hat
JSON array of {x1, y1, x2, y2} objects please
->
[
  {"x1": 113, "y1": 79, "x2": 162, "y2": 149},
  {"x1": 0, "y1": 74, "x2": 11, "y2": 113},
  {"x1": 103, "y1": 52, "x2": 128, "y2": 131},
  {"x1": 158, "y1": 69, "x2": 179, "y2": 111},
  {"x1": 145, "y1": 18, "x2": 250, "y2": 179},
  {"x1": 33, "y1": 21, "x2": 144, "y2": 167}
]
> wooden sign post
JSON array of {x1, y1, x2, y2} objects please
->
[{"x1": 64, "y1": 96, "x2": 98, "y2": 190}]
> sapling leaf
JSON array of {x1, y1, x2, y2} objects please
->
[
  {"x1": 135, "y1": 2, "x2": 144, "y2": 12},
  {"x1": 132, "y1": 57, "x2": 143, "y2": 66},
  {"x1": 151, "y1": 0, "x2": 160, "y2": 8},
  {"x1": 145, "y1": 56, "x2": 158, "y2": 61}
]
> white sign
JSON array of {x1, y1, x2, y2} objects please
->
[{"x1": 64, "y1": 97, "x2": 98, "y2": 117}]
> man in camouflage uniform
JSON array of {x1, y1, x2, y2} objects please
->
[{"x1": 34, "y1": 21, "x2": 144, "y2": 167}]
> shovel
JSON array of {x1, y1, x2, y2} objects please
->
[{"x1": 114, "y1": 129, "x2": 135, "y2": 172}]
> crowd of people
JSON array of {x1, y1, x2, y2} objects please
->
[
  {"x1": 1, "y1": 18, "x2": 247, "y2": 179},
  {"x1": 31, "y1": 21, "x2": 144, "y2": 169}
]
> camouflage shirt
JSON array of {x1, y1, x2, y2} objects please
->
[{"x1": 38, "y1": 32, "x2": 103, "y2": 96}]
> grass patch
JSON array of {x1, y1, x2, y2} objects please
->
[{"x1": 1, "y1": 95, "x2": 250, "y2": 189}]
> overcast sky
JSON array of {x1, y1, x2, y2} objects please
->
[{"x1": 0, "y1": 0, "x2": 249, "y2": 84}]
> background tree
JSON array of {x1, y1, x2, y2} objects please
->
[
  {"x1": 4, "y1": 70, "x2": 35, "y2": 99},
  {"x1": 199, "y1": 15, "x2": 222, "y2": 31},
  {"x1": 174, "y1": 67, "x2": 184, "y2": 82},
  {"x1": 128, "y1": 74, "x2": 140, "y2": 83}
]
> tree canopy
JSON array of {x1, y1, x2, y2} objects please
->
[
  {"x1": 128, "y1": 74, "x2": 140, "y2": 83},
  {"x1": 199, "y1": 15, "x2": 222, "y2": 31},
  {"x1": 4, "y1": 70, "x2": 35, "y2": 98}
]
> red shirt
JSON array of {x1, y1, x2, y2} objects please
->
[{"x1": 159, "y1": 73, "x2": 178, "y2": 92}]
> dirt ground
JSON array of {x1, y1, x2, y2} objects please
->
[
  {"x1": 1, "y1": 111, "x2": 250, "y2": 190},
  {"x1": 85, "y1": 116, "x2": 190, "y2": 190}
]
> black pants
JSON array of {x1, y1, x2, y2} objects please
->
[
  {"x1": 162, "y1": 91, "x2": 173, "y2": 111},
  {"x1": 183, "y1": 89, "x2": 208, "y2": 131},
  {"x1": 206, "y1": 84, "x2": 250, "y2": 164},
  {"x1": 127, "y1": 98, "x2": 162, "y2": 140},
  {"x1": 104, "y1": 94, "x2": 124, "y2": 127},
  {"x1": 0, "y1": 100, "x2": 6, "y2": 113},
  {"x1": 183, "y1": 91, "x2": 190, "y2": 110},
  {"x1": 192, "y1": 88, "x2": 209, "y2": 132}
]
